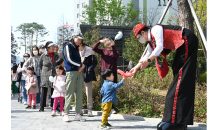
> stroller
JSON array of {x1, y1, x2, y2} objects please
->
[{"x1": 17, "y1": 82, "x2": 23, "y2": 103}]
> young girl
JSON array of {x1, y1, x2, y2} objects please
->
[
  {"x1": 51, "y1": 65, "x2": 66, "y2": 116},
  {"x1": 25, "y1": 66, "x2": 39, "y2": 109}
]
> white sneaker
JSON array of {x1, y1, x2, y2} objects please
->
[
  {"x1": 87, "y1": 110, "x2": 93, "y2": 117},
  {"x1": 23, "y1": 102, "x2": 27, "y2": 105},
  {"x1": 63, "y1": 115, "x2": 70, "y2": 122},
  {"x1": 80, "y1": 109, "x2": 83, "y2": 116},
  {"x1": 74, "y1": 114, "x2": 86, "y2": 122},
  {"x1": 60, "y1": 111, "x2": 65, "y2": 116},
  {"x1": 101, "y1": 124, "x2": 110, "y2": 129}
]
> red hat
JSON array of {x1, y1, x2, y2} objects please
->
[{"x1": 132, "y1": 23, "x2": 147, "y2": 39}]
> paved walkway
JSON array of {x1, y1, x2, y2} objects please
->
[{"x1": 11, "y1": 95, "x2": 207, "y2": 130}]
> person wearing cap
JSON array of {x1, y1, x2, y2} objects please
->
[
  {"x1": 130, "y1": 23, "x2": 199, "y2": 130},
  {"x1": 38, "y1": 41, "x2": 59, "y2": 112},
  {"x1": 38, "y1": 44, "x2": 46, "y2": 55},
  {"x1": 62, "y1": 31, "x2": 86, "y2": 122}
]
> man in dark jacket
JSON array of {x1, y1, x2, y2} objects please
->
[{"x1": 62, "y1": 32, "x2": 86, "y2": 122}]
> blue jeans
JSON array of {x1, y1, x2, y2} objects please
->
[
  {"x1": 36, "y1": 76, "x2": 41, "y2": 104},
  {"x1": 21, "y1": 80, "x2": 28, "y2": 104}
]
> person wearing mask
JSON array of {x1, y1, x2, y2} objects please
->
[
  {"x1": 130, "y1": 23, "x2": 199, "y2": 130},
  {"x1": 62, "y1": 32, "x2": 86, "y2": 122},
  {"x1": 79, "y1": 41, "x2": 97, "y2": 117},
  {"x1": 38, "y1": 41, "x2": 59, "y2": 112},
  {"x1": 38, "y1": 44, "x2": 46, "y2": 56},
  {"x1": 17, "y1": 53, "x2": 30, "y2": 105},
  {"x1": 23, "y1": 46, "x2": 41, "y2": 106}
]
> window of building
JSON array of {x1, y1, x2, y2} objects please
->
[
  {"x1": 77, "y1": 13, "x2": 79, "y2": 18},
  {"x1": 77, "y1": 23, "x2": 80, "y2": 27},
  {"x1": 77, "y1": 4, "x2": 79, "y2": 8},
  {"x1": 59, "y1": 29, "x2": 62, "y2": 31},
  {"x1": 71, "y1": 29, "x2": 74, "y2": 32},
  {"x1": 82, "y1": 2, "x2": 85, "y2": 7}
]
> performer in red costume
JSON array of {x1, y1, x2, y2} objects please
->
[{"x1": 130, "y1": 23, "x2": 199, "y2": 130}]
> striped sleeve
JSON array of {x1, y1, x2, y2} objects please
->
[{"x1": 64, "y1": 45, "x2": 82, "y2": 67}]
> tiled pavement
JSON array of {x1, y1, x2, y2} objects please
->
[{"x1": 11, "y1": 95, "x2": 207, "y2": 130}]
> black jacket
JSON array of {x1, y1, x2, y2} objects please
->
[
  {"x1": 83, "y1": 55, "x2": 97, "y2": 83},
  {"x1": 63, "y1": 41, "x2": 82, "y2": 72}
]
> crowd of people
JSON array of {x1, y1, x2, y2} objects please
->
[
  {"x1": 11, "y1": 22, "x2": 199, "y2": 130},
  {"x1": 11, "y1": 31, "x2": 126, "y2": 129}
]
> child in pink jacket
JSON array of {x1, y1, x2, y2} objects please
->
[
  {"x1": 51, "y1": 65, "x2": 66, "y2": 116},
  {"x1": 25, "y1": 66, "x2": 39, "y2": 109}
]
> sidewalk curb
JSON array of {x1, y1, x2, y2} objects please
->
[{"x1": 70, "y1": 105, "x2": 207, "y2": 128}]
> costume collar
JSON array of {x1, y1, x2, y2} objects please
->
[{"x1": 148, "y1": 29, "x2": 151, "y2": 42}]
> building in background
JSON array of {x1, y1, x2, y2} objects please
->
[
  {"x1": 74, "y1": 0, "x2": 92, "y2": 32},
  {"x1": 74, "y1": 0, "x2": 178, "y2": 32},
  {"x1": 141, "y1": 0, "x2": 178, "y2": 26}
]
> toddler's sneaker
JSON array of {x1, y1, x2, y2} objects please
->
[
  {"x1": 51, "y1": 111, "x2": 56, "y2": 116},
  {"x1": 106, "y1": 123, "x2": 112, "y2": 128},
  {"x1": 63, "y1": 115, "x2": 70, "y2": 122},
  {"x1": 25, "y1": 105, "x2": 31, "y2": 109},
  {"x1": 60, "y1": 111, "x2": 65, "y2": 116},
  {"x1": 87, "y1": 110, "x2": 93, "y2": 117},
  {"x1": 101, "y1": 124, "x2": 110, "y2": 129},
  {"x1": 74, "y1": 114, "x2": 86, "y2": 122}
]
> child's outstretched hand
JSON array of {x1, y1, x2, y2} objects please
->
[{"x1": 123, "y1": 76, "x2": 127, "y2": 80}]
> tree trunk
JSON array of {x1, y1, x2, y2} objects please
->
[{"x1": 177, "y1": 0, "x2": 194, "y2": 32}]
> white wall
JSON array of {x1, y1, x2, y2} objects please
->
[{"x1": 74, "y1": 0, "x2": 91, "y2": 32}]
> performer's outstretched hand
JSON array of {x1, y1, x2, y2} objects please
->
[{"x1": 129, "y1": 67, "x2": 138, "y2": 75}]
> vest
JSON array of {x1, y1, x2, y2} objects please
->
[
  {"x1": 62, "y1": 43, "x2": 81, "y2": 72},
  {"x1": 149, "y1": 25, "x2": 185, "y2": 79}
]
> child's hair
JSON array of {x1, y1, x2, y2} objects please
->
[
  {"x1": 27, "y1": 66, "x2": 36, "y2": 75},
  {"x1": 55, "y1": 65, "x2": 66, "y2": 75},
  {"x1": 56, "y1": 58, "x2": 64, "y2": 66},
  {"x1": 101, "y1": 69, "x2": 113, "y2": 80}
]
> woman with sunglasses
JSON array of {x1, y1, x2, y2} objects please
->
[
  {"x1": 92, "y1": 37, "x2": 120, "y2": 114},
  {"x1": 17, "y1": 53, "x2": 30, "y2": 105}
]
